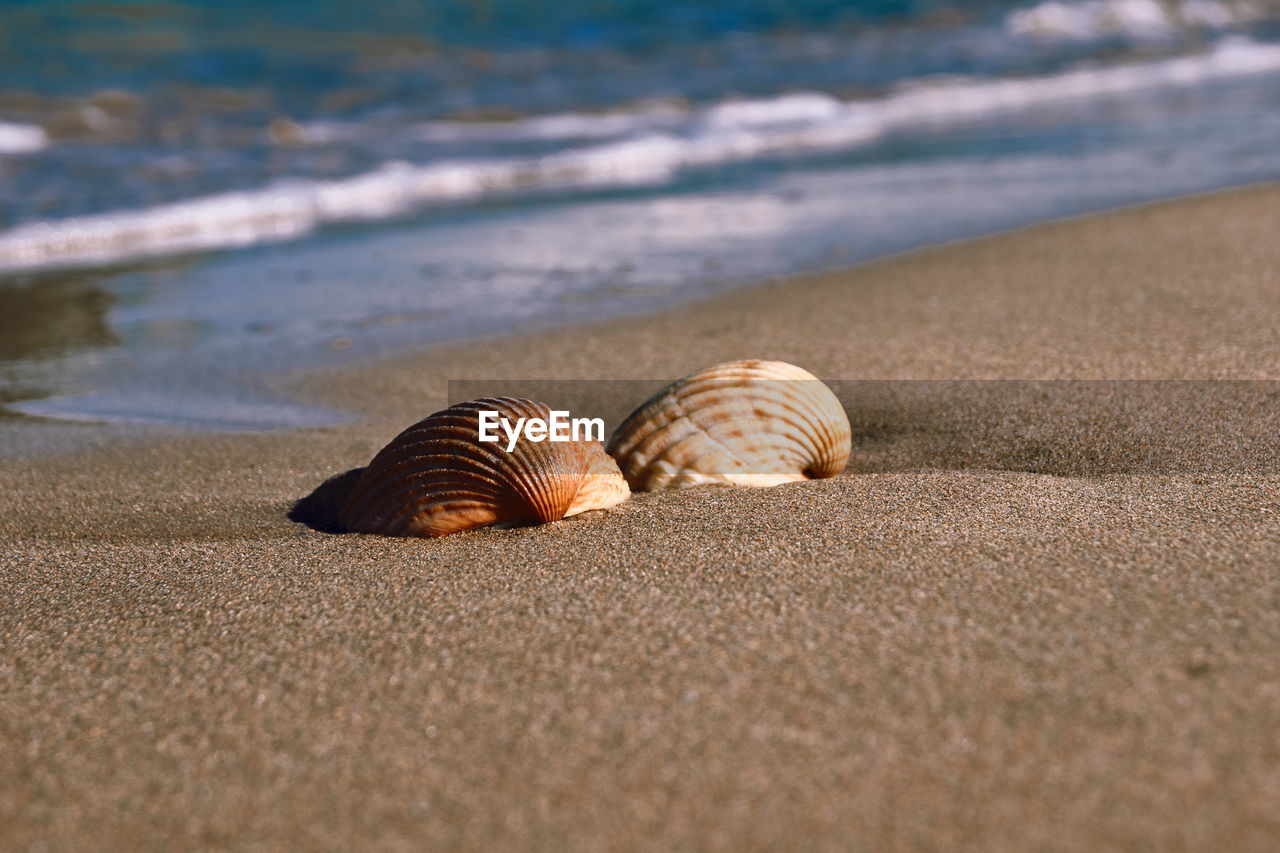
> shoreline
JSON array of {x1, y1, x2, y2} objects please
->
[
  {"x1": 3, "y1": 184, "x2": 1279, "y2": 850},
  {"x1": 6, "y1": 164, "x2": 1279, "y2": 442},
  {"x1": 283, "y1": 181, "x2": 1280, "y2": 427}
]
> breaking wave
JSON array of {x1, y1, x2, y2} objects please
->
[{"x1": 2, "y1": 37, "x2": 1279, "y2": 275}]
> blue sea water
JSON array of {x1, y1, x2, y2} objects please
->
[{"x1": 1, "y1": 0, "x2": 1279, "y2": 430}]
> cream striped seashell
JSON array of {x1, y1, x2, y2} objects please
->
[
  {"x1": 606, "y1": 359, "x2": 851, "y2": 490},
  {"x1": 338, "y1": 397, "x2": 630, "y2": 538}
]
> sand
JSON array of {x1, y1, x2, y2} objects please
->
[{"x1": 2, "y1": 185, "x2": 1279, "y2": 851}]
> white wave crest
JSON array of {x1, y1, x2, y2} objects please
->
[
  {"x1": 1007, "y1": 0, "x2": 1272, "y2": 42},
  {"x1": 0, "y1": 121, "x2": 48, "y2": 154},
  {"x1": 885, "y1": 36, "x2": 1280, "y2": 122},
  {"x1": 703, "y1": 93, "x2": 845, "y2": 130}
]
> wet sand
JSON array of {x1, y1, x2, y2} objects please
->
[{"x1": 2, "y1": 185, "x2": 1279, "y2": 850}]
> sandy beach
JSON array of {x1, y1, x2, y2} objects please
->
[{"x1": 3, "y1": 185, "x2": 1279, "y2": 850}]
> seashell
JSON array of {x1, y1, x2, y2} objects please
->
[
  {"x1": 606, "y1": 359, "x2": 850, "y2": 490},
  {"x1": 338, "y1": 397, "x2": 630, "y2": 538}
]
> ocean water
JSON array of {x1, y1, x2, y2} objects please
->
[{"x1": 2, "y1": 0, "x2": 1279, "y2": 430}]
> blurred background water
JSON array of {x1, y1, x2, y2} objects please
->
[{"x1": 2, "y1": 0, "x2": 1279, "y2": 429}]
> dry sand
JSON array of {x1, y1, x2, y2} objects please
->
[{"x1": 2, "y1": 185, "x2": 1279, "y2": 850}]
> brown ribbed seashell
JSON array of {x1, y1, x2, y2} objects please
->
[
  {"x1": 606, "y1": 359, "x2": 851, "y2": 490},
  {"x1": 339, "y1": 397, "x2": 630, "y2": 538}
]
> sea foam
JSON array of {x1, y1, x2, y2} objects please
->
[{"x1": 0, "y1": 122, "x2": 48, "y2": 154}]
